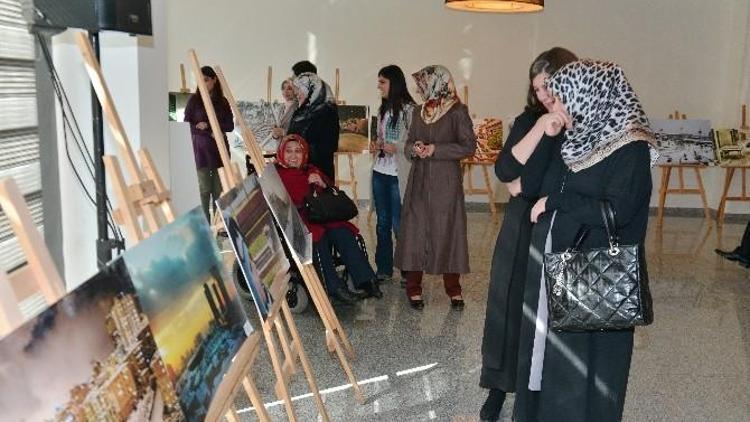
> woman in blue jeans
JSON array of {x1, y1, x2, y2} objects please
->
[{"x1": 372, "y1": 65, "x2": 415, "y2": 282}]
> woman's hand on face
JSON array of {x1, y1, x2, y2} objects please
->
[
  {"x1": 537, "y1": 111, "x2": 572, "y2": 137},
  {"x1": 506, "y1": 178, "x2": 522, "y2": 197},
  {"x1": 530, "y1": 196, "x2": 548, "y2": 223},
  {"x1": 308, "y1": 173, "x2": 326, "y2": 187},
  {"x1": 196, "y1": 122, "x2": 209, "y2": 130}
]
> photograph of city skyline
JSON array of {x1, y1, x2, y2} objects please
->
[
  {"x1": 122, "y1": 207, "x2": 251, "y2": 422},
  {"x1": 0, "y1": 259, "x2": 184, "y2": 422}
]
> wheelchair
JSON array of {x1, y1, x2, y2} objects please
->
[{"x1": 234, "y1": 156, "x2": 369, "y2": 314}]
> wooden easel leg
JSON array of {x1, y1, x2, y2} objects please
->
[
  {"x1": 275, "y1": 317, "x2": 298, "y2": 375},
  {"x1": 0, "y1": 272, "x2": 23, "y2": 337},
  {"x1": 262, "y1": 322, "x2": 298, "y2": 421},
  {"x1": 225, "y1": 407, "x2": 240, "y2": 422},
  {"x1": 104, "y1": 156, "x2": 145, "y2": 243},
  {"x1": 693, "y1": 167, "x2": 711, "y2": 221},
  {"x1": 301, "y1": 263, "x2": 355, "y2": 358},
  {"x1": 657, "y1": 166, "x2": 671, "y2": 227},
  {"x1": 243, "y1": 375, "x2": 272, "y2": 422},
  {"x1": 348, "y1": 153, "x2": 358, "y2": 204},
  {"x1": 717, "y1": 167, "x2": 735, "y2": 227},
  {"x1": 481, "y1": 164, "x2": 495, "y2": 214},
  {"x1": 281, "y1": 301, "x2": 332, "y2": 421}
]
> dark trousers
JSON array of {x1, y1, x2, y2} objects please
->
[
  {"x1": 315, "y1": 227, "x2": 375, "y2": 293},
  {"x1": 739, "y1": 220, "x2": 750, "y2": 256},
  {"x1": 405, "y1": 271, "x2": 462, "y2": 298},
  {"x1": 197, "y1": 167, "x2": 222, "y2": 221},
  {"x1": 372, "y1": 171, "x2": 401, "y2": 277}
]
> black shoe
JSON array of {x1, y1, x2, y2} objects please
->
[
  {"x1": 409, "y1": 297, "x2": 424, "y2": 310},
  {"x1": 715, "y1": 248, "x2": 743, "y2": 262},
  {"x1": 331, "y1": 287, "x2": 360, "y2": 305},
  {"x1": 347, "y1": 287, "x2": 368, "y2": 300},
  {"x1": 450, "y1": 297, "x2": 465, "y2": 310},
  {"x1": 479, "y1": 389, "x2": 506, "y2": 422},
  {"x1": 363, "y1": 280, "x2": 384, "y2": 299}
]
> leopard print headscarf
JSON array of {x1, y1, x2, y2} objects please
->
[
  {"x1": 546, "y1": 60, "x2": 659, "y2": 172},
  {"x1": 412, "y1": 65, "x2": 459, "y2": 124}
]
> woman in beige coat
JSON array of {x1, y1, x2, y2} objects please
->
[{"x1": 394, "y1": 65, "x2": 476, "y2": 310}]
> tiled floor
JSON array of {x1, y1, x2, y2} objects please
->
[{"x1": 230, "y1": 213, "x2": 750, "y2": 421}]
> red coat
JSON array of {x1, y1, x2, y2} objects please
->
[{"x1": 275, "y1": 164, "x2": 358, "y2": 242}]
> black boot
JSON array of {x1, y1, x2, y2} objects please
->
[
  {"x1": 331, "y1": 287, "x2": 360, "y2": 305},
  {"x1": 479, "y1": 389, "x2": 506, "y2": 422},
  {"x1": 363, "y1": 280, "x2": 384, "y2": 299}
]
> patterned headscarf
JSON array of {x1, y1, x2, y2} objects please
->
[
  {"x1": 412, "y1": 65, "x2": 459, "y2": 124},
  {"x1": 546, "y1": 60, "x2": 659, "y2": 172},
  {"x1": 276, "y1": 134, "x2": 309, "y2": 168},
  {"x1": 291, "y1": 72, "x2": 335, "y2": 125}
]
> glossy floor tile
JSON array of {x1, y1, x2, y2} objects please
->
[{"x1": 231, "y1": 213, "x2": 750, "y2": 421}]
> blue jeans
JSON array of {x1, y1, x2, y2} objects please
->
[
  {"x1": 372, "y1": 171, "x2": 401, "y2": 277},
  {"x1": 315, "y1": 227, "x2": 375, "y2": 292}
]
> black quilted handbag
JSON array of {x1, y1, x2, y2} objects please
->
[
  {"x1": 303, "y1": 185, "x2": 358, "y2": 223},
  {"x1": 543, "y1": 201, "x2": 653, "y2": 331}
]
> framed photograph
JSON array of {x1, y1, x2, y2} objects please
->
[
  {"x1": 122, "y1": 207, "x2": 252, "y2": 422},
  {"x1": 236, "y1": 100, "x2": 285, "y2": 153},
  {"x1": 338, "y1": 105, "x2": 370, "y2": 152},
  {"x1": 256, "y1": 164, "x2": 314, "y2": 264},
  {"x1": 217, "y1": 175, "x2": 290, "y2": 320},
  {"x1": 650, "y1": 118, "x2": 714, "y2": 165},
  {"x1": 0, "y1": 259, "x2": 184, "y2": 421}
]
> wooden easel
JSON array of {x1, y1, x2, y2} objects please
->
[
  {"x1": 76, "y1": 33, "x2": 269, "y2": 421},
  {"x1": 460, "y1": 85, "x2": 497, "y2": 214},
  {"x1": 0, "y1": 178, "x2": 66, "y2": 337},
  {"x1": 179, "y1": 63, "x2": 190, "y2": 94},
  {"x1": 716, "y1": 104, "x2": 750, "y2": 226},
  {"x1": 656, "y1": 110, "x2": 711, "y2": 226},
  {"x1": 208, "y1": 56, "x2": 363, "y2": 402},
  {"x1": 332, "y1": 68, "x2": 361, "y2": 206},
  {"x1": 190, "y1": 50, "x2": 365, "y2": 418}
]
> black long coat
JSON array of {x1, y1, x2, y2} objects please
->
[
  {"x1": 480, "y1": 110, "x2": 560, "y2": 391},
  {"x1": 514, "y1": 141, "x2": 653, "y2": 422},
  {"x1": 287, "y1": 103, "x2": 339, "y2": 180}
]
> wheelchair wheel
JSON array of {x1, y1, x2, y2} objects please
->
[{"x1": 286, "y1": 279, "x2": 309, "y2": 314}]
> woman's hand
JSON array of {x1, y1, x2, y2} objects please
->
[
  {"x1": 382, "y1": 143, "x2": 398, "y2": 154},
  {"x1": 308, "y1": 173, "x2": 326, "y2": 187},
  {"x1": 530, "y1": 196, "x2": 548, "y2": 223},
  {"x1": 536, "y1": 111, "x2": 572, "y2": 137},
  {"x1": 196, "y1": 121, "x2": 209, "y2": 130},
  {"x1": 506, "y1": 178, "x2": 522, "y2": 197},
  {"x1": 421, "y1": 144, "x2": 435, "y2": 158}
]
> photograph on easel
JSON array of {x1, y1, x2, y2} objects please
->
[
  {"x1": 0, "y1": 259, "x2": 184, "y2": 422},
  {"x1": 216, "y1": 175, "x2": 290, "y2": 320},
  {"x1": 338, "y1": 104, "x2": 370, "y2": 152},
  {"x1": 122, "y1": 207, "x2": 252, "y2": 422},
  {"x1": 471, "y1": 117, "x2": 503, "y2": 161},
  {"x1": 235, "y1": 100, "x2": 285, "y2": 154},
  {"x1": 650, "y1": 118, "x2": 714, "y2": 165},
  {"x1": 256, "y1": 163, "x2": 314, "y2": 264},
  {"x1": 713, "y1": 128, "x2": 750, "y2": 166}
]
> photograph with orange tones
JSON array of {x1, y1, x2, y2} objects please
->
[{"x1": 123, "y1": 207, "x2": 252, "y2": 422}]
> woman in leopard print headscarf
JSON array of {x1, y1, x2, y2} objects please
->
[{"x1": 514, "y1": 60, "x2": 657, "y2": 422}]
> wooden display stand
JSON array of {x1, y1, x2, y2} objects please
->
[
  {"x1": 656, "y1": 110, "x2": 711, "y2": 226},
  {"x1": 333, "y1": 69, "x2": 361, "y2": 206},
  {"x1": 0, "y1": 178, "x2": 66, "y2": 337},
  {"x1": 76, "y1": 33, "x2": 269, "y2": 421},
  {"x1": 190, "y1": 50, "x2": 365, "y2": 419},
  {"x1": 716, "y1": 105, "x2": 750, "y2": 226},
  {"x1": 460, "y1": 85, "x2": 497, "y2": 214}
]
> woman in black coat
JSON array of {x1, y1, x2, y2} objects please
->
[
  {"x1": 514, "y1": 60, "x2": 658, "y2": 422},
  {"x1": 479, "y1": 47, "x2": 577, "y2": 422},
  {"x1": 288, "y1": 72, "x2": 339, "y2": 180}
]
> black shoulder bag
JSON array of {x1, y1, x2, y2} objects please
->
[
  {"x1": 543, "y1": 201, "x2": 654, "y2": 331},
  {"x1": 303, "y1": 185, "x2": 358, "y2": 223}
]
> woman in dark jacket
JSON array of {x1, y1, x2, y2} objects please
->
[
  {"x1": 478, "y1": 47, "x2": 577, "y2": 422},
  {"x1": 514, "y1": 60, "x2": 658, "y2": 422},
  {"x1": 183, "y1": 65, "x2": 234, "y2": 220},
  {"x1": 288, "y1": 72, "x2": 339, "y2": 180}
]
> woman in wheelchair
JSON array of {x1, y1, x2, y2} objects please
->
[{"x1": 276, "y1": 135, "x2": 383, "y2": 304}]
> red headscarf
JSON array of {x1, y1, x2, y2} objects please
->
[{"x1": 276, "y1": 134, "x2": 309, "y2": 168}]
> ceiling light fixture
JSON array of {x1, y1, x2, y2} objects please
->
[{"x1": 445, "y1": 0, "x2": 544, "y2": 13}]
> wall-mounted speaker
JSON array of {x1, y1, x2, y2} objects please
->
[{"x1": 23, "y1": 0, "x2": 152, "y2": 35}]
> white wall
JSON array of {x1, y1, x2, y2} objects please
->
[
  {"x1": 53, "y1": 0, "x2": 170, "y2": 288},
  {"x1": 164, "y1": 0, "x2": 750, "y2": 213}
]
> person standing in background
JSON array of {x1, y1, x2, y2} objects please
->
[
  {"x1": 184, "y1": 65, "x2": 234, "y2": 220},
  {"x1": 372, "y1": 65, "x2": 416, "y2": 284}
]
